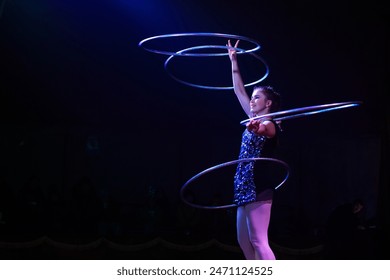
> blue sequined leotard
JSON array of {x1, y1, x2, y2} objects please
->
[{"x1": 233, "y1": 123, "x2": 279, "y2": 206}]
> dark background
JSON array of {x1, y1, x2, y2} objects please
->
[{"x1": 0, "y1": 0, "x2": 388, "y2": 259}]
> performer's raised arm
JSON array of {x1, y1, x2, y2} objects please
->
[{"x1": 227, "y1": 40, "x2": 251, "y2": 117}]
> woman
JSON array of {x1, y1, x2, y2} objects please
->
[{"x1": 228, "y1": 40, "x2": 281, "y2": 260}]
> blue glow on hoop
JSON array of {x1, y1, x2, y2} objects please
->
[
  {"x1": 164, "y1": 45, "x2": 269, "y2": 90},
  {"x1": 180, "y1": 157, "x2": 290, "y2": 210},
  {"x1": 138, "y1": 32, "x2": 261, "y2": 56},
  {"x1": 240, "y1": 101, "x2": 362, "y2": 125}
]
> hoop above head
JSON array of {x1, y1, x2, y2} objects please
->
[
  {"x1": 240, "y1": 101, "x2": 362, "y2": 125},
  {"x1": 138, "y1": 32, "x2": 261, "y2": 56},
  {"x1": 180, "y1": 157, "x2": 290, "y2": 210},
  {"x1": 164, "y1": 45, "x2": 269, "y2": 90}
]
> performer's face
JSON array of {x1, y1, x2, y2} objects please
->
[{"x1": 250, "y1": 89, "x2": 271, "y2": 115}]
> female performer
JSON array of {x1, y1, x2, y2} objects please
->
[{"x1": 228, "y1": 40, "x2": 281, "y2": 260}]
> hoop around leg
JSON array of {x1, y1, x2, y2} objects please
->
[{"x1": 180, "y1": 157, "x2": 290, "y2": 210}]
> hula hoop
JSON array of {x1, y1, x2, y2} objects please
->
[
  {"x1": 240, "y1": 101, "x2": 362, "y2": 125},
  {"x1": 164, "y1": 45, "x2": 269, "y2": 90},
  {"x1": 180, "y1": 157, "x2": 290, "y2": 210},
  {"x1": 138, "y1": 32, "x2": 261, "y2": 56}
]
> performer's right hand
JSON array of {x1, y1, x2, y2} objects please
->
[{"x1": 246, "y1": 119, "x2": 260, "y2": 132}]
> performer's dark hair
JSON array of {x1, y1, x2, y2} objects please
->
[{"x1": 254, "y1": 85, "x2": 281, "y2": 113}]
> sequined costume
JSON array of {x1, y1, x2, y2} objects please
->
[{"x1": 233, "y1": 122, "x2": 279, "y2": 206}]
